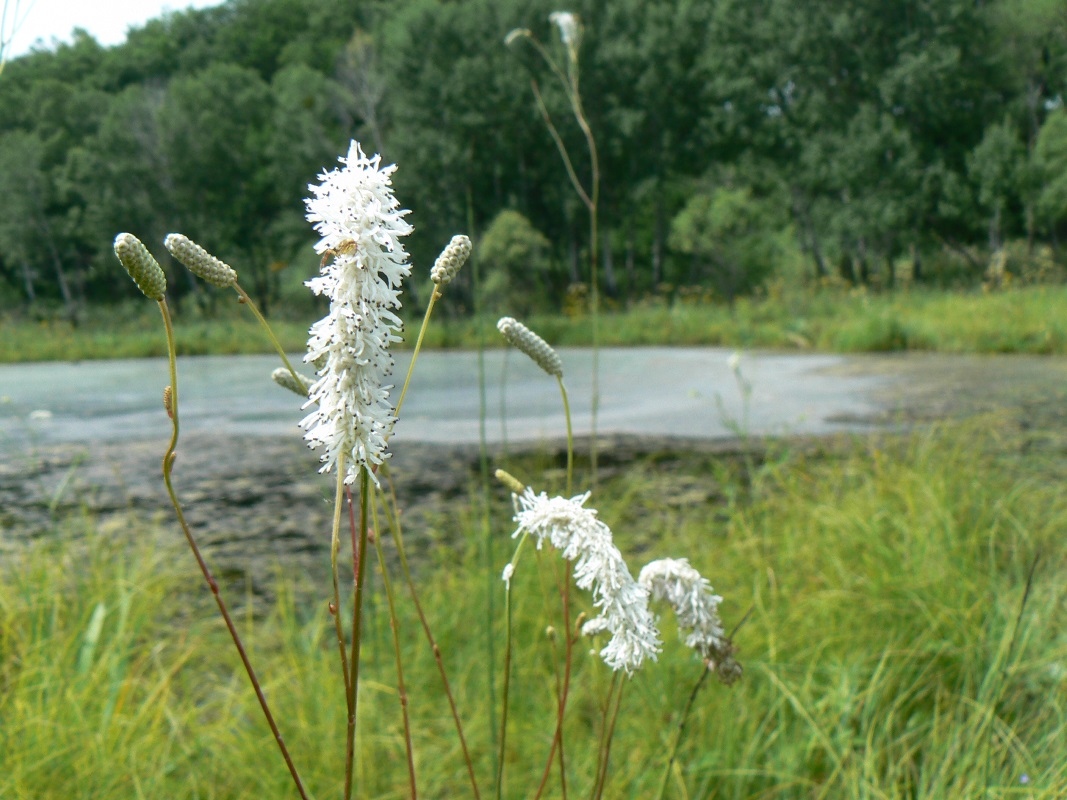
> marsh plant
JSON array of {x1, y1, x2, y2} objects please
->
[{"x1": 111, "y1": 134, "x2": 743, "y2": 798}]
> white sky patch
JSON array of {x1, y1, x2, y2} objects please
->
[{"x1": 5, "y1": 0, "x2": 224, "y2": 59}]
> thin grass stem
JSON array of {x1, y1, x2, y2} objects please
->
[{"x1": 981, "y1": 551, "x2": 1040, "y2": 794}]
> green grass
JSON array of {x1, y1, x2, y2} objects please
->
[
  {"x1": 2, "y1": 420, "x2": 1065, "y2": 798},
  {"x1": 3, "y1": 283, "x2": 1067, "y2": 362}
]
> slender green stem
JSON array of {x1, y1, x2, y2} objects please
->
[
  {"x1": 380, "y1": 466, "x2": 482, "y2": 799},
  {"x1": 330, "y1": 465, "x2": 352, "y2": 702},
  {"x1": 395, "y1": 286, "x2": 439, "y2": 418},
  {"x1": 156, "y1": 299, "x2": 311, "y2": 800},
  {"x1": 567, "y1": 66, "x2": 601, "y2": 491},
  {"x1": 529, "y1": 80, "x2": 592, "y2": 211},
  {"x1": 371, "y1": 496, "x2": 418, "y2": 798},
  {"x1": 588, "y1": 673, "x2": 619, "y2": 800},
  {"x1": 496, "y1": 532, "x2": 530, "y2": 800},
  {"x1": 233, "y1": 283, "x2": 302, "y2": 385},
  {"x1": 470, "y1": 203, "x2": 500, "y2": 780},
  {"x1": 592, "y1": 678, "x2": 625, "y2": 800},
  {"x1": 533, "y1": 559, "x2": 574, "y2": 800},
  {"x1": 525, "y1": 41, "x2": 600, "y2": 488},
  {"x1": 558, "y1": 378, "x2": 574, "y2": 496},
  {"x1": 655, "y1": 664, "x2": 710, "y2": 800},
  {"x1": 343, "y1": 468, "x2": 371, "y2": 800}
]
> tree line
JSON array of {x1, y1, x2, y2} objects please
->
[{"x1": 0, "y1": 0, "x2": 1065, "y2": 321}]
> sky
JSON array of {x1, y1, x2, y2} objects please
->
[{"x1": 3, "y1": 0, "x2": 223, "y2": 59}]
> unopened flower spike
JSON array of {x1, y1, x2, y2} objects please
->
[
  {"x1": 165, "y1": 233, "x2": 237, "y2": 288},
  {"x1": 495, "y1": 468, "x2": 526, "y2": 495},
  {"x1": 272, "y1": 367, "x2": 315, "y2": 398},
  {"x1": 163, "y1": 385, "x2": 174, "y2": 419},
  {"x1": 114, "y1": 233, "x2": 166, "y2": 301},
  {"x1": 300, "y1": 140, "x2": 413, "y2": 486},
  {"x1": 638, "y1": 558, "x2": 742, "y2": 685},
  {"x1": 511, "y1": 487, "x2": 660, "y2": 673},
  {"x1": 430, "y1": 235, "x2": 472, "y2": 287},
  {"x1": 497, "y1": 317, "x2": 563, "y2": 377},
  {"x1": 504, "y1": 28, "x2": 533, "y2": 47},
  {"x1": 549, "y1": 11, "x2": 581, "y2": 49}
]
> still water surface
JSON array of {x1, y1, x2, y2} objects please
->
[{"x1": 0, "y1": 347, "x2": 889, "y2": 450}]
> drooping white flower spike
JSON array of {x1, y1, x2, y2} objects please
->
[
  {"x1": 511, "y1": 488, "x2": 660, "y2": 673},
  {"x1": 300, "y1": 141, "x2": 413, "y2": 486},
  {"x1": 638, "y1": 558, "x2": 742, "y2": 685}
]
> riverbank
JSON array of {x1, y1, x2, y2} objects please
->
[
  {"x1": 3, "y1": 415, "x2": 1064, "y2": 798},
  {"x1": 2, "y1": 283, "x2": 1066, "y2": 362}
]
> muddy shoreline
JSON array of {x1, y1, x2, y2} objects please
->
[{"x1": 1, "y1": 431, "x2": 780, "y2": 592}]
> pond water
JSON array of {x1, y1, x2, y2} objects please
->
[{"x1": 0, "y1": 347, "x2": 893, "y2": 451}]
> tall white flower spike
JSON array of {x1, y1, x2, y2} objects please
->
[
  {"x1": 300, "y1": 141, "x2": 412, "y2": 486},
  {"x1": 511, "y1": 488, "x2": 660, "y2": 673}
]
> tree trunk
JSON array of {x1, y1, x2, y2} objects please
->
[
  {"x1": 20, "y1": 261, "x2": 36, "y2": 303},
  {"x1": 791, "y1": 186, "x2": 827, "y2": 278},
  {"x1": 624, "y1": 226, "x2": 635, "y2": 299},
  {"x1": 652, "y1": 194, "x2": 664, "y2": 287},
  {"x1": 602, "y1": 229, "x2": 617, "y2": 297},
  {"x1": 568, "y1": 237, "x2": 580, "y2": 284}
]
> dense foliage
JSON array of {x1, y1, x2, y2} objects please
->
[{"x1": 0, "y1": 0, "x2": 1065, "y2": 319}]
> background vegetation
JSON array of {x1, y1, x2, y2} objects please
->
[
  {"x1": 2, "y1": 420, "x2": 1064, "y2": 798},
  {"x1": 1, "y1": 0, "x2": 1066, "y2": 329}
]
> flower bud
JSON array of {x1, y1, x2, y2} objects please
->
[
  {"x1": 114, "y1": 233, "x2": 166, "y2": 301},
  {"x1": 495, "y1": 468, "x2": 527, "y2": 495},
  {"x1": 497, "y1": 317, "x2": 563, "y2": 377},
  {"x1": 430, "y1": 235, "x2": 472, "y2": 286},
  {"x1": 164, "y1": 233, "x2": 237, "y2": 288},
  {"x1": 272, "y1": 367, "x2": 315, "y2": 398},
  {"x1": 549, "y1": 11, "x2": 581, "y2": 49}
]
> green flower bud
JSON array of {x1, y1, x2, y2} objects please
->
[
  {"x1": 271, "y1": 367, "x2": 315, "y2": 398},
  {"x1": 164, "y1": 233, "x2": 237, "y2": 288},
  {"x1": 430, "y1": 234, "x2": 472, "y2": 286},
  {"x1": 497, "y1": 316, "x2": 563, "y2": 377},
  {"x1": 114, "y1": 233, "x2": 166, "y2": 301}
]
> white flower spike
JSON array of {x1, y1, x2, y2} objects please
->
[
  {"x1": 300, "y1": 141, "x2": 413, "y2": 486},
  {"x1": 549, "y1": 11, "x2": 580, "y2": 49},
  {"x1": 639, "y1": 558, "x2": 742, "y2": 684},
  {"x1": 512, "y1": 488, "x2": 660, "y2": 673}
]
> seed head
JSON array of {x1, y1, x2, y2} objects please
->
[
  {"x1": 430, "y1": 235, "x2": 472, "y2": 286},
  {"x1": 165, "y1": 234, "x2": 237, "y2": 288},
  {"x1": 272, "y1": 367, "x2": 315, "y2": 398},
  {"x1": 114, "y1": 233, "x2": 166, "y2": 301},
  {"x1": 497, "y1": 317, "x2": 563, "y2": 377},
  {"x1": 163, "y1": 385, "x2": 173, "y2": 419}
]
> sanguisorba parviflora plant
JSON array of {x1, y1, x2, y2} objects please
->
[{"x1": 112, "y1": 133, "x2": 741, "y2": 798}]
